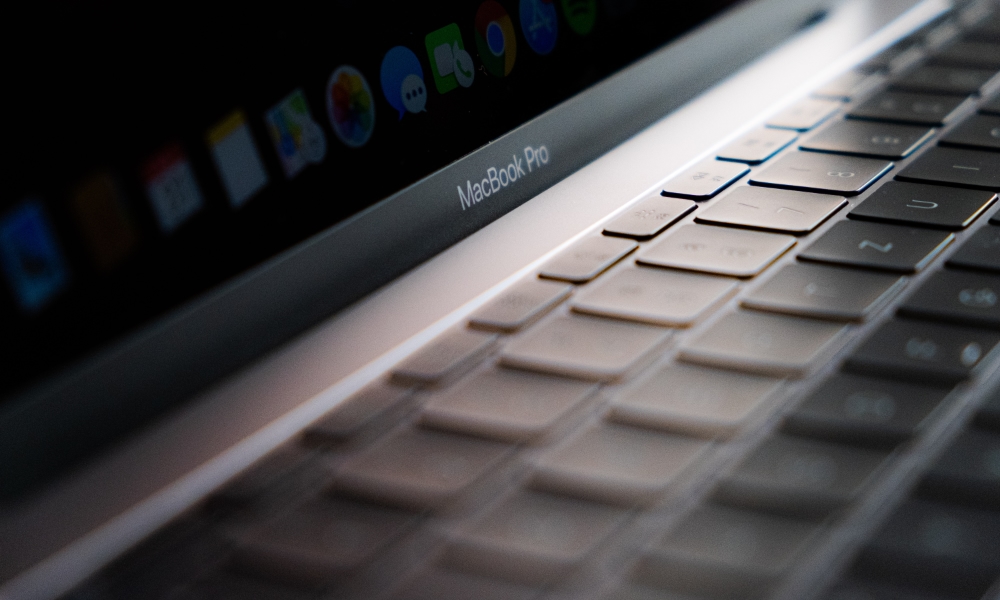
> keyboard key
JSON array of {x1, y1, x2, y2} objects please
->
[
  {"x1": 636, "y1": 224, "x2": 795, "y2": 278},
  {"x1": 946, "y1": 224, "x2": 1000, "y2": 273},
  {"x1": 391, "y1": 328, "x2": 498, "y2": 386},
  {"x1": 602, "y1": 196, "x2": 696, "y2": 240},
  {"x1": 782, "y1": 374, "x2": 951, "y2": 448},
  {"x1": 919, "y1": 429, "x2": 1000, "y2": 509},
  {"x1": 939, "y1": 113, "x2": 1000, "y2": 150},
  {"x1": 468, "y1": 278, "x2": 572, "y2": 332},
  {"x1": 570, "y1": 266, "x2": 737, "y2": 327},
  {"x1": 538, "y1": 236, "x2": 638, "y2": 283},
  {"x1": 713, "y1": 434, "x2": 890, "y2": 517},
  {"x1": 798, "y1": 221, "x2": 954, "y2": 273},
  {"x1": 741, "y1": 262, "x2": 904, "y2": 322},
  {"x1": 334, "y1": 428, "x2": 510, "y2": 509},
  {"x1": 891, "y1": 65, "x2": 998, "y2": 96},
  {"x1": 799, "y1": 120, "x2": 934, "y2": 159},
  {"x1": 444, "y1": 491, "x2": 627, "y2": 584},
  {"x1": 678, "y1": 311, "x2": 845, "y2": 378},
  {"x1": 848, "y1": 181, "x2": 997, "y2": 230},
  {"x1": 694, "y1": 186, "x2": 846, "y2": 234},
  {"x1": 530, "y1": 423, "x2": 710, "y2": 505},
  {"x1": 813, "y1": 70, "x2": 885, "y2": 101},
  {"x1": 716, "y1": 128, "x2": 798, "y2": 164},
  {"x1": 500, "y1": 314, "x2": 671, "y2": 382},
  {"x1": 303, "y1": 382, "x2": 410, "y2": 444},
  {"x1": 848, "y1": 91, "x2": 968, "y2": 126},
  {"x1": 636, "y1": 504, "x2": 819, "y2": 599},
  {"x1": 609, "y1": 364, "x2": 781, "y2": 439},
  {"x1": 420, "y1": 369, "x2": 595, "y2": 443},
  {"x1": 766, "y1": 98, "x2": 842, "y2": 131},
  {"x1": 930, "y1": 41, "x2": 1000, "y2": 70},
  {"x1": 898, "y1": 270, "x2": 1000, "y2": 328},
  {"x1": 896, "y1": 147, "x2": 1000, "y2": 191},
  {"x1": 855, "y1": 499, "x2": 1000, "y2": 598},
  {"x1": 661, "y1": 159, "x2": 749, "y2": 200},
  {"x1": 229, "y1": 499, "x2": 416, "y2": 586},
  {"x1": 749, "y1": 152, "x2": 893, "y2": 196},
  {"x1": 845, "y1": 319, "x2": 1000, "y2": 385}
]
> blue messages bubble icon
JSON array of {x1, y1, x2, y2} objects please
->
[{"x1": 380, "y1": 46, "x2": 427, "y2": 120}]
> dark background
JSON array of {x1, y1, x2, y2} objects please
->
[{"x1": 0, "y1": 0, "x2": 736, "y2": 400}]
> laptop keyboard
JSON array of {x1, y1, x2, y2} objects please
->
[{"x1": 64, "y1": 6, "x2": 1000, "y2": 600}]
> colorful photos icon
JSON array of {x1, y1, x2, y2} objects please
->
[
  {"x1": 142, "y1": 143, "x2": 205, "y2": 234},
  {"x1": 326, "y1": 66, "x2": 376, "y2": 148},
  {"x1": 0, "y1": 199, "x2": 70, "y2": 313},
  {"x1": 425, "y1": 23, "x2": 475, "y2": 94},
  {"x1": 70, "y1": 172, "x2": 139, "y2": 271},
  {"x1": 265, "y1": 89, "x2": 328, "y2": 178},
  {"x1": 520, "y1": 0, "x2": 558, "y2": 55},
  {"x1": 207, "y1": 110, "x2": 270, "y2": 208},
  {"x1": 475, "y1": 1, "x2": 517, "y2": 77},
  {"x1": 380, "y1": 46, "x2": 427, "y2": 120},
  {"x1": 561, "y1": 0, "x2": 597, "y2": 35}
]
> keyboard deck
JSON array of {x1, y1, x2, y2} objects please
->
[{"x1": 62, "y1": 5, "x2": 1000, "y2": 600}]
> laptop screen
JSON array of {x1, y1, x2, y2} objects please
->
[{"x1": 2, "y1": 0, "x2": 743, "y2": 400}]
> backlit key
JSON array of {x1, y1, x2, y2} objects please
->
[
  {"x1": 749, "y1": 151, "x2": 892, "y2": 196},
  {"x1": 500, "y1": 314, "x2": 671, "y2": 381},
  {"x1": 716, "y1": 128, "x2": 798, "y2": 164},
  {"x1": 570, "y1": 266, "x2": 737, "y2": 327},
  {"x1": 766, "y1": 98, "x2": 842, "y2": 131},
  {"x1": 694, "y1": 186, "x2": 846, "y2": 234},
  {"x1": 636, "y1": 224, "x2": 795, "y2": 278},
  {"x1": 530, "y1": 423, "x2": 710, "y2": 505},
  {"x1": 420, "y1": 369, "x2": 595, "y2": 443},
  {"x1": 468, "y1": 278, "x2": 573, "y2": 332},
  {"x1": 602, "y1": 196, "x2": 696, "y2": 239},
  {"x1": 539, "y1": 236, "x2": 638, "y2": 283},
  {"x1": 679, "y1": 311, "x2": 845, "y2": 378},
  {"x1": 661, "y1": 159, "x2": 749, "y2": 200},
  {"x1": 609, "y1": 364, "x2": 782, "y2": 438},
  {"x1": 444, "y1": 491, "x2": 627, "y2": 584}
]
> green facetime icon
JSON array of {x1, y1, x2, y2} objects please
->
[
  {"x1": 425, "y1": 23, "x2": 475, "y2": 94},
  {"x1": 561, "y1": 0, "x2": 597, "y2": 35}
]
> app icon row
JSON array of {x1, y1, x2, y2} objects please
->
[{"x1": 0, "y1": 0, "x2": 600, "y2": 315}]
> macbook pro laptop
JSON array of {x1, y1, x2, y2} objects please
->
[{"x1": 1, "y1": 0, "x2": 999, "y2": 598}]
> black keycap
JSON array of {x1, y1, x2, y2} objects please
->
[
  {"x1": 798, "y1": 221, "x2": 953, "y2": 273},
  {"x1": 848, "y1": 91, "x2": 969, "y2": 126},
  {"x1": 845, "y1": 319, "x2": 1000, "y2": 384},
  {"x1": 946, "y1": 224, "x2": 1000, "y2": 273},
  {"x1": 939, "y1": 114, "x2": 1000, "y2": 151},
  {"x1": 896, "y1": 147, "x2": 1000, "y2": 191},
  {"x1": 898, "y1": 270, "x2": 1000, "y2": 328},
  {"x1": 848, "y1": 182, "x2": 996, "y2": 230},
  {"x1": 712, "y1": 434, "x2": 889, "y2": 518},
  {"x1": 782, "y1": 374, "x2": 951, "y2": 448},
  {"x1": 799, "y1": 120, "x2": 934, "y2": 159},
  {"x1": 930, "y1": 41, "x2": 1000, "y2": 70},
  {"x1": 749, "y1": 152, "x2": 892, "y2": 196},
  {"x1": 981, "y1": 93, "x2": 1000, "y2": 116},
  {"x1": 918, "y1": 429, "x2": 1000, "y2": 510},
  {"x1": 977, "y1": 388, "x2": 1000, "y2": 431},
  {"x1": 854, "y1": 499, "x2": 1000, "y2": 598},
  {"x1": 740, "y1": 263, "x2": 904, "y2": 322},
  {"x1": 891, "y1": 65, "x2": 997, "y2": 96}
]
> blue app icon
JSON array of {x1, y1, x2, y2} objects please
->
[
  {"x1": 520, "y1": 0, "x2": 558, "y2": 55},
  {"x1": 380, "y1": 46, "x2": 428, "y2": 120},
  {"x1": 0, "y1": 199, "x2": 70, "y2": 313}
]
